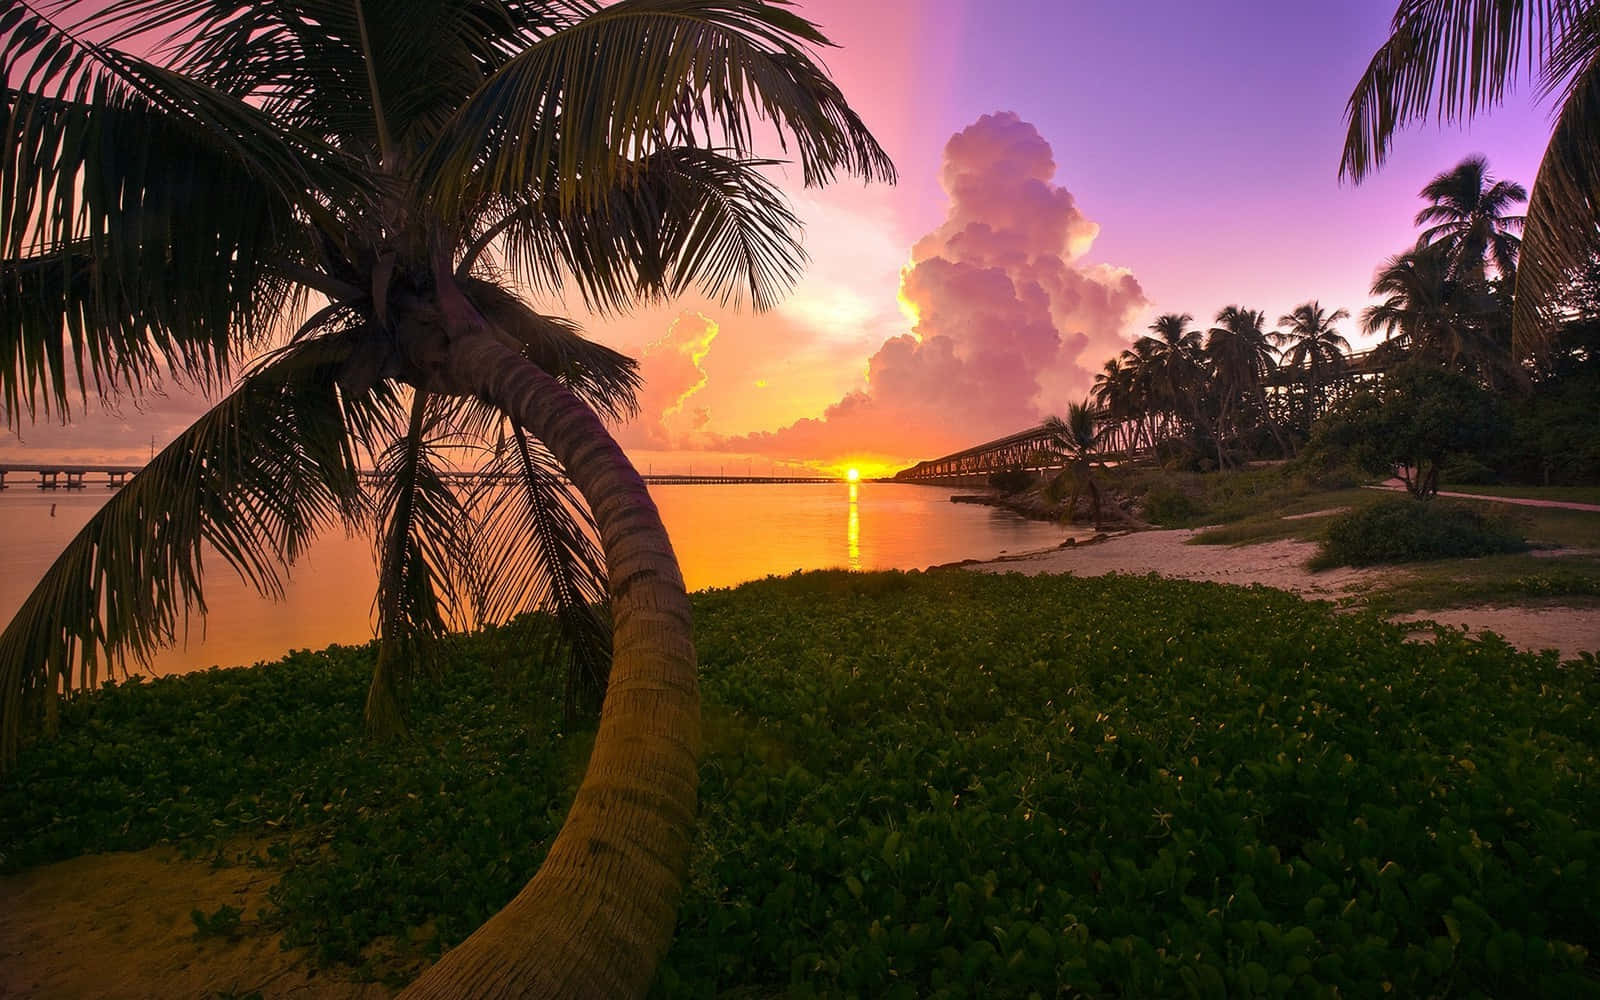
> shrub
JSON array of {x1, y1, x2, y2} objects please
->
[
  {"x1": 1139, "y1": 482, "x2": 1200, "y2": 525},
  {"x1": 1313, "y1": 498, "x2": 1527, "y2": 567},
  {"x1": 986, "y1": 468, "x2": 1036, "y2": 495}
]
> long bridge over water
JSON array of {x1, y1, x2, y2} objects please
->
[{"x1": 0, "y1": 462, "x2": 844, "y2": 490}]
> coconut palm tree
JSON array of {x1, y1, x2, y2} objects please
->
[
  {"x1": 1206, "y1": 306, "x2": 1282, "y2": 461},
  {"x1": 1343, "y1": 0, "x2": 1600, "y2": 353},
  {"x1": 1274, "y1": 301, "x2": 1352, "y2": 428},
  {"x1": 1091, "y1": 356, "x2": 1141, "y2": 453},
  {"x1": 1043, "y1": 402, "x2": 1111, "y2": 528},
  {"x1": 1364, "y1": 250, "x2": 1505, "y2": 374},
  {"x1": 1415, "y1": 155, "x2": 1526, "y2": 280},
  {"x1": 1, "y1": 1, "x2": 891, "y2": 994},
  {"x1": 1141, "y1": 313, "x2": 1206, "y2": 432}
]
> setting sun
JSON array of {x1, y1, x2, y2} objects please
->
[{"x1": 846, "y1": 467, "x2": 861, "y2": 482}]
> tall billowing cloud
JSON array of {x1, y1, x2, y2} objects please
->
[
  {"x1": 733, "y1": 111, "x2": 1145, "y2": 465},
  {"x1": 617, "y1": 311, "x2": 720, "y2": 448}
]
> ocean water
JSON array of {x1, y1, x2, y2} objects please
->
[{"x1": 0, "y1": 482, "x2": 1066, "y2": 677}]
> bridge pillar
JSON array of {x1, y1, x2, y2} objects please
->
[
  {"x1": 38, "y1": 470, "x2": 59, "y2": 489},
  {"x1": 65, "y1": 470, "x2": 86, "y2": 489},
  {"x1": 0, "y1": 469, "x2": 6, "y2": 489},
  {"x1": 107, "y1": 471, "x2": 129, "y2": 488}
]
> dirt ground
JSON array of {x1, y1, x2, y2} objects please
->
[
  {"x1": 970, "y1": 529, "x2": 1599, "y2": 660},
  {"x1": 0, "y1": 846, "x2": 389, "y2": 999}
]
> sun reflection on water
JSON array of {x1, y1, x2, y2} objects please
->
[{"x1": 847, "y1": 482, "x2": 860, "y2": 570}]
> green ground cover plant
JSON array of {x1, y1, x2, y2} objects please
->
[
  {"x1": 3, "y1": 571, "x2": 1597, "y2": 997},
  {"x1": 1314, "y1": 498, "x2": 1528, "y2": 568}
]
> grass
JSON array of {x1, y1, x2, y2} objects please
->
[
  {"x1": 1357, "y1": 554, "x2": 1600, "y2": 615},
  {"x1": 1442, "y1": 484, "x2": 1600, "y2": 506},
  {"x1": 4, "y1": 571, "x2": 1599, "y2": 997}
]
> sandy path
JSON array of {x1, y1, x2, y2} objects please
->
[
  {"x1": 0, "y1": 846, "x2": 389, "y2": 999},
  {"x1": 969, "y1": 530, "x2": 1599, "y2": 660}
]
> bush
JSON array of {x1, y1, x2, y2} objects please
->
[
  {"x1": 1139, "y1": 482, "x2": 1200, "y2": 525},
  {"x1": 987, "y1": 468, "x2": 1036, "y2": 495},
  {"x1": 1313, "y1": 498, "x2": 1527, "y2": 567},
  {"x1": 5, "y1": 572, "x2": 1599, "y2": 997}
]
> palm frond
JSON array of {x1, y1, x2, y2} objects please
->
[
  {"x1": 363, "y1": 389, "x2": 477, "y2": 734},
  {"x1": 84, "y1": 0, "x2": 565, "y2": 151},
  {"x1": 0, "y1": 337, "x2": 365, "y2": 765},
  {"x1": 2, "y1": 4, "x2": 356, "y2": 422},
  {"x1": 1515, "y1": 48, "x2": 1600, "y2": 353},
  {"x1": 468, "y1": 423, "x2": 611, "y2": 720},
  {"x1": 464, "y1": 280, "x2": 641, "y2": 422},
  {"x1": 469, "y1": 146, "x2": 806, "y2": 312},
  {"x1": 1340, "y1": 0, "x2": 1576, "y2": 181},
  {"x1": 422, "y1": 0, "x2": 894, "y2": 215}
]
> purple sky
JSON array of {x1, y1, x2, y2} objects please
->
[{"x1": 4, "y1": 0, "x2": 1552, "y2": 473}]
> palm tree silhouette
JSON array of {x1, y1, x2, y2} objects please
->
[
  {"x1": 1043, "y1": 402, "x2": 1110, "y2": 528},
  {"x1": 1414, "y1": 155, "x2": 1526, "y2": 280},
  {"x1": 1274, "y1": 301, "x2": 1352, "y2": 430},
  {"x1": 1343, "y1": 2, "x2": 1598, "y2": 353},
  {"x1": 1, "y1": 1, "x2": 890, "y2": 993}
]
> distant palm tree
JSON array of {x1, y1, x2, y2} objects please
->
[
  {"x1": 1364, "y1": 251, "x2": 1503, "y2": 372},
  {"x1": 1142, "y1": 312, "x2": 1207, "y2": 435},
  {"x1": 1415, "y1": 155, "x2": 1526, "y2": 280},
  {"x1": 1206, "y1": 306, "x2": 1281, "y2": 463},
  {"x1": 1, "y1": 1, "x2": 890, "y2": 994},
  {"x1": 1092, "y1": 356, "x2": 1141, "y2": 453},
  {"x1": 1043, "y1": 402, "x2": 1111, "y2": 528},
  {"x1": 1274, "y1": 301, "x2": 1352, "y2": 428},
  {"x1": 1343, "y1": 1, "x2": 1599, "y2": 353}
]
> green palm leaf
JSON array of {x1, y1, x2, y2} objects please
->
[
  {"x1": 1515, "y1": 47, "x2": 1600, "y2": 351},
  {"x1": 422, "y1": 0, "x2": 893, "y2": 214},
  {"x1": 0, "y1": 338, "x2": 365, "y2": 764},
  {"x1": 469, "y1": 425, "x2": 612, "y2": 721},
  {"x1": 1340, "y1": 0, "x2": 1577, "y2": 182},
  {"x1": 463, "y1": 280, "x2": 641, "y2": 422},
  {"x1": 363, "y1": 389, "x2": 478, "y2": 735},
  {"x1": 466, "y1": 147, "x2": 806, "y2": 312},
  {"x1": 2, "y1": 4, "x2": 359, "y2": 421}
]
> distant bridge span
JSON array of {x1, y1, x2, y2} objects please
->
[{"x1": 892, "y1": 425, "x2": 1087, "y2": 484}]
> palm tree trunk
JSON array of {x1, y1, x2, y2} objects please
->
[{"x1": 402, "y1": 335, "x2": 699, "y2": 999}]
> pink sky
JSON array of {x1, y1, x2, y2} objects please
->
[{"x1": 4, "y1": 0, "x2": 1552, "y2": 477}]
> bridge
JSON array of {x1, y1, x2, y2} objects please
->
[
  {"x1": 0, "y1": 463, "x2": 843, "y2": 490},
  {"x1": 0, "y1": 464, "x2": 140, "y2": 489},
  {"x1": 894, "y1": 348, "x2": 1394, "y2": 485},
  {"x1": 892, "y1": 425, "x2": 1081, "y2": 484}
]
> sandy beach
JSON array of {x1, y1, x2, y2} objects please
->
[{"x1": 969, "y1": 529, "x2": 1600, "y2": 661}]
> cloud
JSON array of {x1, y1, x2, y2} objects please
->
[
  {"x1": 615, "y1": 311, "x2": 719, "y2": 449},
  {"x1": 728, "y1": 111, "x2": 1146, "y2": 466}
]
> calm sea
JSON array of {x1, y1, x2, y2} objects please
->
[{"x1": 0, "y1": 482, "x2": 1067, "y2": 677}]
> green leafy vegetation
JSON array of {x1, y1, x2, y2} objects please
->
[
  {"x1": 5, "y1": 572, "x2": 1598, "y2": 996},
  {"x1": 1313, "y1": 498, "x2": 1528, "y2": 568}
]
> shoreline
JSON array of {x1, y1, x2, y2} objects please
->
[{"x1": 958, "y1": 528, "x2": 1599, "y2": 661}]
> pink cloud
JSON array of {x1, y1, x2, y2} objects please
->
[
  {"x1": 728, "y1": 111, "x2": 1146, "y2": 465},
  {"x1": 615, "y1": 311, "x2": 719, "y2": 449}
]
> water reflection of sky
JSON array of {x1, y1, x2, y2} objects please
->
[{"x1": 0, "y1": 483, "x2": 1064, "y2": 676}]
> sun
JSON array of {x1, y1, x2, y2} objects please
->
[{"x1": 846, "y1": 467, "x2": 861, "y2": 482}]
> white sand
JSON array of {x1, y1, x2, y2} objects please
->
[{"x1": 969, "y1": 529, "x2": 1599, "y2": 661}]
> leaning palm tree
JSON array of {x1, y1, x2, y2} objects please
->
[
  {"x1": 1343, "y1": 0, "x2": 1599, "y2": 354},
  {"x1": 1043, "y1": 402, "x2": 1111, "y2": 528},
  {"x1": 1414, "y1": 155, "x2": 1526, "y2": 280},
  {"x1": 1, "y1": 1, "x2": 891, "y2": 995},
  {"x1": 1274, "y1": 301, "x2": 1352, "y2": 428}
]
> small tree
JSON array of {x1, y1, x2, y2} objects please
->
[
  {"x1": 1312, "y1": 363, "x2": 1500, "y2": 499},
  {"x1": 1043, "y1": 403, "x2": 1110, "y2": 526}
]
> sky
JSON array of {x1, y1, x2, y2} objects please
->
[{"x1": 4, "y1": 0, "x2": 1551, "y2": 477}]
